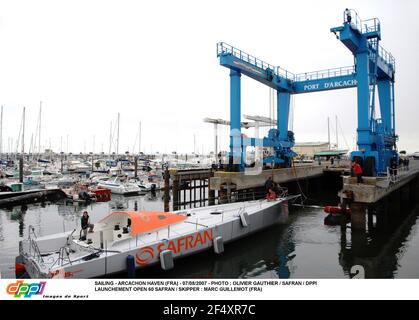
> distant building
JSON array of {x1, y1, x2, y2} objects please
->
[{"x1": 293, "y1": 142, "x2": 329, "y2": 158}]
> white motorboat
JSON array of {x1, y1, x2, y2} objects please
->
[
  {"x1": 129, "y1": 177, "x2": 156, "y2": 192},
  {"x1": 16, "y1": 196, "x2": 295, "y2": 278},
  {"x1": 97, "y1": 176, "x2": 141, "y2": 195},
  {"x1": 67, "y1": 160, "x2": 91, "y2": 173}
]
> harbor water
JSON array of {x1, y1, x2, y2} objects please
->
[{"x1": 1, "y1": 186, "x2": 419, "y2": 279}]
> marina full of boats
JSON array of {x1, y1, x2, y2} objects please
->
[{"x1": 0, "y1": 153, "x2": 216, "y2": 204}]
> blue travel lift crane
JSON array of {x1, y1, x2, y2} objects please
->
[{"x1": 217, "y1": 9, "x2": 397, "y2": 175}]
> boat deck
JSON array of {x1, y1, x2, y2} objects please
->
[{"x1": 88, "y1": 199, "x2": 278, "y2": 251}]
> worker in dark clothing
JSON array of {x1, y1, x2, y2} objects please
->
[
  {"x1": 81, "y1": 211, "x2": 94, "y2": 237},
  {"x1": 265, "y1": 176, "x2": 274, "y2": 195},
  {"x1": 345, "y1": 8, "x2": 352, "y2": 23},
  {"x1": 390, "y1": 156, "x2": 398, "y2": 176}
]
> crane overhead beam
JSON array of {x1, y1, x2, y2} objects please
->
[
  {"x1": 218, "y1": 40, "x2": 394, "y2": 94},
  {"x1": 243, "y1": 114, "x2": 278, "y2": 125},
  {"x1": 203, "y1": 117, "x2": 275, "y2": 128}
]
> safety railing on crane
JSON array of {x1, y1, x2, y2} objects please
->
[
  {"x1": 344, "y1": 10, "x2": 395, "y2": 71},
  {"x1": 217, "y1": 40, "x2": 392, "y2": 85},
  {"x1": 295, "y1": 66, "x2": 355, "y2": 82},
  {"x1": 343, "y1": 9, "x2": 362, "y2": 32},
  {"x1": 379, "y1": 44, "x2": 395, "y2": 70},
  {"x1": 217, "y1": 42, "x2": 295, "y2": 82},
  {"x1": 343, "y1": 9, "x2": 380, "y2": 35},
  {"x1": 367, "y1": 39, "x2": 396, "y2": 71},
  {"x1": 361, "y1": 18, "x2": 381, "y2": 34}
]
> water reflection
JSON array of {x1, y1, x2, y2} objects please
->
[
  {"x1": 1, "y1": 187, "x2": 419, "y2": 279},
  {"x1": 339, "y1": 199, "x2": 419, "y2": 278},
  {"x1": 8, "y1": 206, "x2": 27, "y2": 238},
  {"x1": 0, "y1": 213, "x2": 4, "y2": 242}
]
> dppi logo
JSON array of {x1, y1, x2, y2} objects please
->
[
  {"x1": 135, "y1": 247, "x2": 155, "y2": 266},
  {"x1": 6, "y1": 280, "x2": 46, "y2": 298}
]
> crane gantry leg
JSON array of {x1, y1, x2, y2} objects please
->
[
  {"x1": 278, "y1": 92, "x2": 290, "y2": 141},
  {"x1": 377, "y1": 80, "x2": 392, "y2": 135},
  {"x1": 229, "y1": 70, "x2": 244, "y2": 171},
  {"x1": 355, "y1": 51, "x2": 371, "y2": 154}
]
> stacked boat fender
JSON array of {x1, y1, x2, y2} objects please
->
[{"x1": 324, "y1": 206, "x2": 350, "y2": 226}]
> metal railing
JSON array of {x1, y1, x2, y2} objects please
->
[
  {"x1": 343, "y1": 9, "x2": 380, "y2": 35},
  {"x1": 219, "y1": 187, "x2": 290, "y2": 204},
  {"x1": 27, "y1": 226, "x2": 44, "y2": 263},
  {"x1": 386, "y1": 163, "x2": 410, "y2": 183},
  {"x1": 217, "y1": 42, "x2": 295, "y2": 81},
  {"x1": 344, "y1": 9, "x2": 394, "y2": 71},
  {"x1": 368, "y1": 39, "x2": 395, "y2": 70},
  {"x1": 343, "y1": 9, "x2": 362, "y2": 32},
  {"x1": 217, "y1": 42, "x2": 358, "y2": 84},
  {"x1": 361, "y1": 17, "x2": 381, "y2": 34},
  {"x1": 378, "y1": 45, "x2": 396, "y2": 70},
  {"x1": 295, "y1": 66, "x2": 355, "y2": 81},
  {"x1": 217, "y1": 33, "x2": 393, "y2": 86}
]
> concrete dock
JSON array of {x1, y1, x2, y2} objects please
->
[
  {"x1": 340, "y1": 160, "x2": 419, "y2": 204},
  {"x1": 210, "y1": 164, "x2": 324, "y2": 191},
  {"x1": 339, "y1": 160, "x2": 419, "y2": 230}
]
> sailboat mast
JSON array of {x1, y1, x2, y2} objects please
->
[
  {"x1": 139, "y1": 122, "x2": 141, "y2": 154},
  {"x1": 29, "y1": 134, "x2": 34, "y2": 156},
  {"x1": 327, "y1": 117, "x2": 330, "y2": 150},
  {"x1": 19, "y1": 107, "x2": 26, "y2": 183},
  {"x1": 116, "y1": 113, "x2": 120, "y2": 156},
  {"x1": 335, "y1": 115, "x2": 338, "y2": 149},
  {"x1": 0, "y1": 105, "x2": 3, "y2": 155},
  {"x1": 38, "y1": 101, "x2": 42, "y2": 158},
  {"x1": 109, "y1": 121, "x2": 112, "y2": 156},
  {"x1": 22, "y1": 107, "x2": 25, "y2": 154}
]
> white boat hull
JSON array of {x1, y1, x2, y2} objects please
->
[
  {"x1": 18, "y1": 198, "x2": 290, "y2": 279},
  {"x1": 97, "y1": 181, "x2": 140, "y2": 195}
]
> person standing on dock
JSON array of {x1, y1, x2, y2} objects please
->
[
  {"x1": 390, "y1": 156, "x2": 398, "y2": 177},
  {"x1": 350, "y1": 161, "x2": 355, "y2": 177},
  {"x1": 353, "y1": 160, "x2": 363, "y2": 183}
]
